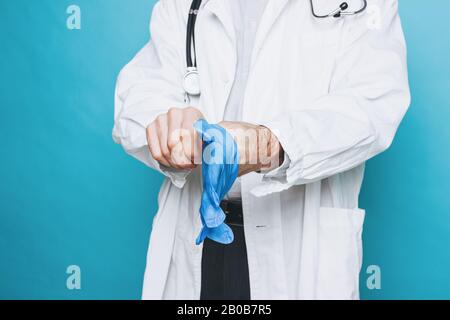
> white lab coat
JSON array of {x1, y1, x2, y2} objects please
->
[{"x1": 113, "y1": 0, "x2": 410, "y2": 299}]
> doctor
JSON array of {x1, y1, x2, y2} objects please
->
[{"x1": 113, "y1": 0, "x2": 410, "y2": 299}]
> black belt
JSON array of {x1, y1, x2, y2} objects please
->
[{"x1": 220, "y1": 199, "x2": 244, "y2": 227}]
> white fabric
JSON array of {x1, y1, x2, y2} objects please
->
[
  {"x1": 113, "y1": 0, "x2": 410, "y2": 300},
  {"x1": 225, "y1": 0, "x2": 268, "y2": 199}
]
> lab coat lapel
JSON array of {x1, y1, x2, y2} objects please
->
[
  {"x1": 198, "y1": 0, "x2": 236, "y2": 122},
  {"x1": 202, "y1": 0, "x2": 235, "y2": 45},
  {"x1": 251, "y1": 0, "x2": 291, "y2": 65}
]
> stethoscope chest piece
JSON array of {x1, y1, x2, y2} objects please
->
[{"x1": 183, "y1": 67, "x2": 201, "y2": 96}]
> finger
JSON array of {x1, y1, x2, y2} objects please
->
[
  {"x1": 167, "y1": 108, "x2": 182, "y2": 152},
  {"x1": 193, "y1": 129, "x2": 203, "y2": 165},
  {"x1": 147, "y1": 123, "x2": 171, "y2": 167},
  {"x1": 181, "y1": 125, "x2": 202, "y2": 165},
  {"x1": 167, "y1": 108, "x2": 195, "y2": 169},
  {"x1": 178, "y1": 109, "x2": 202, "y2": 166},
  {"x1": 179, "y1": 125, "x2": 197, "y2": 167},
  {"x1": 172, "y1": 140, "x2": 196, "y2": 170},
  {"x1": 156, "y1": 114, "x2": 177, "y2": 168}
]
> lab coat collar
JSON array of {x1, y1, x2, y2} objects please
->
[
  {"x1": 202, "y1": 0, "x2": 235, "y2": 46},
  {"x1": 198, "y1": 0, "x2": 292, "y2": 121},
  {"x1": 202, "y1": 0, "x2": 293, "y2": 53}
]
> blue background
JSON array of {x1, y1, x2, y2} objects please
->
[{"x1": 0, "y1": 0, "x2": 449, "y2": 299}]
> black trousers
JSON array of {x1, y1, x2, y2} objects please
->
[{"x1": 200, "y1": 202, "x2": 250, "y2": 300}]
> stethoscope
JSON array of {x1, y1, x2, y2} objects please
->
[
  {"x1": 310, "y1": 0, "x2": 367, "y2": 18},
  {"x1": 183, "y1": 0, "x2": 203, "y2": 98},
  {"x1": 183, "y1": 0, "x2": 368, "y2": 97}
]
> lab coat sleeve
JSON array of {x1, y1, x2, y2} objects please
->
[
  {"x1": 254, "y1": 0, "x2": 411, "y2": 196},
  {"x1": 112, "y1": 1, "x2": 190, "y2": 188}
]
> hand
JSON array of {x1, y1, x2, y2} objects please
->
[
  {"x1": 146, "y1": 107, "x2": 203, "y2": 170},
  {"x1": 219, "y1": 121, "x2": 283, "y2": 176}
]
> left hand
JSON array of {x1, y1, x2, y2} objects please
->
[{"x1": 219, "y1": 121, "x2": 283, "y2": 176}]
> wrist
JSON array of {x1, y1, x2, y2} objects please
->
[
  {"x1": 219, "y1": 121, "x2": 283, "y2": 176},
  {"x1": 258, "y1": 125, "x2": 283, "y2": 172}
]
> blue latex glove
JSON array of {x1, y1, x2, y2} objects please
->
[{"x1": 193, "y1": 119, "x2": 239, "y2": 245}]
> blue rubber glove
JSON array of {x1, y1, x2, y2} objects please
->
[{"x1": 193, "y1": 119, "x2": 239, "y2": 245}]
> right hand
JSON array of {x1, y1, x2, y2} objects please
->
[{"x1": 146, "y1": 107, "x2": 204, "y2": 170}]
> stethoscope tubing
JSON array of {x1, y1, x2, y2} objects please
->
[{"x1": 186, "y1": 0, "x2": 202, "y2": 68}]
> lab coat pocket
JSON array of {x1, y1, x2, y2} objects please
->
[{"x1": 316, "y1": 206, "x2": 365, "y2": 300}]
